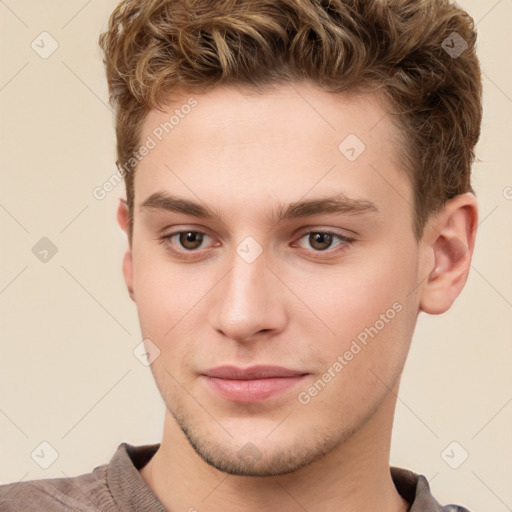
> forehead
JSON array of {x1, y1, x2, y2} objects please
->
[{"x1": 134, "y1": 83, "x2": 411, "y2": 226}]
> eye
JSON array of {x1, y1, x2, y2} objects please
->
[
  {"x1": 158, "y1": 228, "x2": 354, "y2": 260},
  {"x1": 292, "y1": 230, "x2": 354, "y2": 255},
  {"x1": 158, "y1": 230, "x2": 215, "y2": 257}
]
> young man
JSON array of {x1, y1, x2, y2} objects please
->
[{"x1": 0, "y1": 0, "x2": 482, "y2": 510}]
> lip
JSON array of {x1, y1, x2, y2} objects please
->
[
  {"x1": 201, "y1": 365, "x2": 308, "y2": 403},
  {"x1": 203, "y1": 365, "x2": 307, "y2": 380}
]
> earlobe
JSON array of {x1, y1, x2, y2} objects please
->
[
  {"x1": 420, "y1": 193, "x2": 478, "y2": 315},
  {"x1": 117, "y1": 198, "x2": 136, "y2": 302}
]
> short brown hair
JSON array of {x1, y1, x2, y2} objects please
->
[{"x1": 99, "y1": 0, "x2": 482, "y2": 240}]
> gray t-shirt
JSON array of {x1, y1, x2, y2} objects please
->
[{"x1": 0, "y1": 442, "x2": 470, "y2": 511}]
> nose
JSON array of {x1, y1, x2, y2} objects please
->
[{"x1": 211, "y1": 249, "x2": 288, "y2": 342}]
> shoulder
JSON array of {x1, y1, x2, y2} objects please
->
[
  {"x1": 0, "y1": 463, "x2": 114, "y2": 512},
  {"x1": 391, "y1": 466, "x2": 472, "y2": 512},
  {"x1": 415, "y1": 474, "x2": 472, "y2": 512}
]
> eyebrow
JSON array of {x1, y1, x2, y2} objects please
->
[{"x1": 140, "y1": 191, "x2": 379, "y2": 227}]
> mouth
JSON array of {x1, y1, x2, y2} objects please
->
[{"x1": 201, "y1": 365, "x2": 309, "y2": 403}]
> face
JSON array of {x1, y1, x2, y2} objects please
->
[{"x1": 123, "y1": 83, "x2": 424, "y2": 476}]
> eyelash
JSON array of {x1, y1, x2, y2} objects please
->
[{"x1": 158, "y1": 229, "x2": 355, "y2": 260}]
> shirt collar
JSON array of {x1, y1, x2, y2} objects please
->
[{"x1": 107, "y1": 442, "x2": 443, "y2": 511}]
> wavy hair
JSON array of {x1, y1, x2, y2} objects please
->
[{"x1": 99, "y1": 0, "x2": 482, "y2": 240}]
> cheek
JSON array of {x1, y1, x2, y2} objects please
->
[
  {"x1": 296, "y1": 242, "x2": 418, "y2": 365},
  {"x1": 131, "y1": 242, "x2": 188, "y2": 338},
  {"x1": 131, "y1": 227, "x2": 419, "y2": 363}
]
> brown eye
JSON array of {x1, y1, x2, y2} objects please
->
[
  {"x1": 178, "y1": 231, "x2": 205, "y2": 250},
  {"x1": 308, "y1": 232, "x2": 334, "y2": 251},
  {"x1": 158, "y1": 229, "x2": 216, "y2": 260},
  {"x1": 292, "y1": 230, "x2": 354, "y2": 258}
]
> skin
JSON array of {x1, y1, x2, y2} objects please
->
[{"x1": 116, "y1": 82, "x2": 478, "y2": 512}]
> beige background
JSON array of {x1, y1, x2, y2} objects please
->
[{"x1": 0, "y1": 0, "x2": 511, "y2": 509}]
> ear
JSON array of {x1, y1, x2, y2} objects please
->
[
  {"x1": 116, "y1": 198, "x2": 135, "y2": 302},
  {"x1": 419, "y1": 193, "x2": 478, "y2": 315}
]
